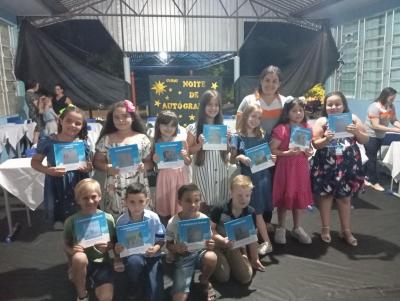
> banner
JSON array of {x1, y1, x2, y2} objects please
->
[{"x1": 149, "y1": 75, "x2": 222, "y2": 127}]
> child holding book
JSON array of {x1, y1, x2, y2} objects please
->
[
  {"x1": 114, "y1": 183, "x2": 165, "y2": 301},
  {"x1": 270, "y1": 97, "x2": 313, "y2": 245},
  {"x1": 187, "y1": 90, "x2": 230, "y2": 212},
  {"x1": 311, "y1": 91, "x2": 368, "y2": 246},
  {"x1": 210, "y1": 175, "x2": 265, "y2": 284},
  {"x1": 93, "y1": 100, "x2": 152, "y2": 218},
  {"x1": 64, "y1": 178, "x2": 115, "y2": 301},
  {"x1": 166, "y1": 184, "x2": 217, "y2": 301},
  {"x1": 231, "y1": 103, "x2": 273, "y2": 256},
  {"x1": 31, "y1": 105, "x2": 92, "y2": 227},
  {"x1": 152, "y1": 111, "x2": 191, "y2": 225}
]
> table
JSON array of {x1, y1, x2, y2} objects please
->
[
  {"x1": 0, "y1": 158, "x2": 44, "y2": 238},
  {"x1": 0, "y1": 123, "x2": 36, "y2": 158},
  {"x1": 383, "y1": 141, "x2": 400, "y2": 198}
]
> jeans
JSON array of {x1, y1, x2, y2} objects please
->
[
  {"x1": 124, "y1": 254, "x2": 164, "y2": 301},
  {"x1": 364, "y1": 136, "x2": 383, "y2": 184}
]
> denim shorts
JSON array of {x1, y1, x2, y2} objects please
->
[
  {"x1": 86, "y1": 261, "x2": 114, "y2": 289},
  {"x1": 171, "y1": 250, "x2": 206, "y2": 295}
]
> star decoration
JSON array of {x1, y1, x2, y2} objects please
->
[
  {"x1": 178, "y1": 91, "x2": 182, "y2": 95},
  {"x1": 211, "y1": 82, "x2": 218, "y2": 90},
  {"x1": 154, "y1": 100, "x2": 161, "y2": 107},
  {"x1": 189, "y1": 114, "x2": 196, "y2": 121},
  {"x1": 165, "y1": 95, "x2": 169, "y2": 100}
]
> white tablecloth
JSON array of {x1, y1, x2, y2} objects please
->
[
  {"x1": 0, "y1": 158, "x2": 44, "y2": 210},
  {"x1": 0, "y1": 123, "x2": 36, "y2": 153},
  {"x1": 383, "y1": 141, "x2": 400, "y2": 181}
]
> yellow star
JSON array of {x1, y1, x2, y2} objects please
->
[
  {"x1": 189, "y1": 114, "x2": 196, "y2": 121},
  {"x1": 178, "y1": 91, "x2": 182, "y2": 95},
  {"x1": 151, "y1": 80, "x2": 167, "y2": 95},
  {"x1": 211, "y1": 82, "x2": 218, "y2": 90},
  {"x1": 165, "y1": 95, "x2": 169, "y2": 100},
  {"x1": 154, "y1": 100, "x2": 161, "y2": 107}
]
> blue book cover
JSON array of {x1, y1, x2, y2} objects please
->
[
  {"x1": 203, "y1": 124, "x2": 227, "y2": 151},
  {"x1": 328, "y1": 112, "x2": 353, "y2": 138},
  {"x1": 74, "y1": 212, "x2": 110, "y2": 248},
  {"x1": 116, "y1": 220, "x2": 154, "y2": 257},
  {"x1": 178, "y1": 217, "x2": 211, "y2": 251},
  {"x1": 245, "y1": 143, "x2": 274, "y2": 173},
  {"x1": 224, "y1": 215, "x2": 258, "y2": 249},
  {"x1": 289, "y1": 126, "x2": 312, "y2": 150},
  {"x1": 108, "y1": 144, "x2": 140, "y2": 174},
  {"x1": 155, "y1": 141, "x2": 184, "y2": 169},
  {"x1": 53, "y1": 141, "x2": 86, "y2": 171}
]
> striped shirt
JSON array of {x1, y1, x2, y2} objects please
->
[
  {"x1": 237, "y1": 93, "x2": 286, "y2": 139},
  {"x1": 186, "y1": 123, "x2": 229, "y2": 207}
]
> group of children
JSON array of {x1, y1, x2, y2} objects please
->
[{"x1": 30, "y1": 74, "x2": 368, "y2": 300}]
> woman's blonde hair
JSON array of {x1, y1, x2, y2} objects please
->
[{"x1": 236, "y1": 103, "x2": 264, "y2": 139}]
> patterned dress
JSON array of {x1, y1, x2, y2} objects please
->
[
  {"x1": 96, "y1": 133, "x2": 151, "y2": 218},
  {"x1": 310, "y1": 123, "x2": 365, "y2": 198},
  {"x1": 187, "y1": 123, "x2": 229, "y2": 207}
]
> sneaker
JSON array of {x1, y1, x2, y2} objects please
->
[
  {"x1": 274, "y1": 227, "x2": 286, "y2": 244},
  {"x1": 291, "y1": 227, "x2": 312, "y2": 244},
  {"x1": 371, "y1": 183, "x2": 385, "y2": 192},
  {"x1": 258, "y1": 241, "x2": 273, "y2": 256}
]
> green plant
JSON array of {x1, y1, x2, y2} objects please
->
[{"x1": 304, "y1": 83, "x2": 325, "y2": 101}]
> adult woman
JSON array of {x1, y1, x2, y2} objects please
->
[
  {"x1": 25, "y1": 80, "x2": 42, "y2": 144},
  {"x1": 236, "y1": 65, "x2": 286, "y2": 139},
  {"x1": 52, "y1": 83, "x2": 73, "y2": 115},
  {"x1": 364, "y1": 87, "x2": 400, "y2": 191}
]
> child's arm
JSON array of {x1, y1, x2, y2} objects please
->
[
  {"x1": 93, "y1": 151, "x2": 119, "y2": 176},
  {"x1": 270, "y1": 138, "x2": 301, "y2": 157},
  {"x1": 187, "y1": 131, "x2": 204, "y2": 155},
  {"x1": 347, "y1": 114, "x2": 369, "y2": 144},
  {"x1": 312, "y1": 118, "x2": 335, "y2": 149},
  {"x1": 211, "y1": 221, "x2": 233, "y2": 249},
  {"x1": 248, "y1": 241, "x2": 265, "y2": 271},
  {"x1": 31, "y1": 153, "x2": 66, "y2": 177},
  {"x1": 64, "y1": 240, "x2": 85, "y2": 257},
  {"x1": 181, "y1": 142, "x2": 192, "y2": 165},
  {"x1": 166, "y1": 240, "x2": 188, "y2": 255}
]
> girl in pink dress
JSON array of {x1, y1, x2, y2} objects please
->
[
  {"x1": 152, "y1": 111, "x2": 191, "y2": 225},
  {"x1": 270, "y1": 97, "x2": 314, "y2": 245}
]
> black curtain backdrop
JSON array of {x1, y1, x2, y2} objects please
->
[
  {"x1": 237, "y1": 22, "x2": 339, "y2": 103},
  {"x1": 15, "y1": 20, "x2": 130, "y2": 110}
]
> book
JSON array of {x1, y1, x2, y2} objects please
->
[
  {"x1": 116, "y1": 220, "x2": 154, "y2": 257},
  {"x1": 203, "y1": 124, "x2": 227, "y2": 151},
  {"x1": 224, "y1": 215, "x2": 258, "y2": 249},
  {"x1": 327, "y1": 112, "x2": 354, "y2": 138},
  {"x1": 178, "y1": 217, "x2": 211, "y2": 251},
  {"x1": 108, "y1": 144, "x2": 141, "y2": 174},
  {"x1": 74, "y1": 212, "x2": 110, "y2": 248},
  {"x1": 245, "y1": 143, "x2": 274, "y2": 173},
  {"x1": 155, "y1": 141, "x2": 184, "y2": 169},
  {"x1": 289, "y1": 126, "x2": 312, "y2": 150},
  {"x1": 53, "y1": 141, "x2": 86, "y2": 171}
]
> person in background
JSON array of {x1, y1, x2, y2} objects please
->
[
  {"x1": 25, "y1": 79, "x2": 42, "y2": 144},
  {"x1": 364, "y1": 87, "x2": 400, "y2": 191},
  {"x1": 52, "y1": 83, "x2": 73, "y2": 115},
  {"x1": 38, "y1": 90, "x2": 58, "y2": 136}
]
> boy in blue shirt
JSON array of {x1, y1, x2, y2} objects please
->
[{"x1": 114, "y1": 183, "x2": 165, "y2": 301}]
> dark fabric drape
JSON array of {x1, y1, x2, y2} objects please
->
[
  {"x1": 237, "y1": 22, "x2": 339, "y2": 102},
  {"x1": 15, "y1": 20, "x2": 130, "y2": 109}
]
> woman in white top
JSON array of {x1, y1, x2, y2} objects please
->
[
  {"x1": 364, "y1": 87, "x2": 400, "y2": 191},
  {"x1": 236, "y1": 65, "x2": 286, "y2": 140}
]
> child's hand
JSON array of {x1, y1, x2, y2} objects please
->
[
  {"x1": 205, "y1": 239, "x2": 215, "y2": 251},
  {"x1": 226, "y1": 128, "x2": 232, "y2": 146},
  {"x1": 146, "y1": 245, "x2": 161, "y2": 257},
  {"x1": 287, "y1": 147, "x2": 302, "y2": 156},
  {"x1": 138, "y1": 162, "x2": 145, "y2": 171},
  {"x1": 251, "y1": 258, "x2": 265, "y2": 272},
  {"x1": 223, "y1": 237, "x2": 234, "y2": 249},
  {"x1": 106, "y1": 164, "x2": 119, "y2": 176},
  {"x1": 47, "y1": 166, "x2": 66, "y2": 177},
  {"x1": 72, "y1": 244, "x2": 85, "y2": 254},
  {"x1": 94, "y1": 242, "x2": 109, "y2": 254},
  {"x1": 324, "y1": 129, "x2": 335, "y2": 142},
  {"x1": 78, "y1": 161, "x2": 93, "y2": 173},
  {"x1": 175, "y1": 243, "x2": 188, "y2": 254},
  {"x1": 152, "y1": 153, "x2": 160, "y2": 163},
  {"x1": 238, "y1": 155, "x2": 251, "y2": 166},
  {"x1": 304, "y1": 148, "x2": 314, "y2": 158},
  {"x1": 346, "y1": 123, "x2": 359, "y2": 135},
  {"x1": 114, "y1": 243, "x2": 124, "y2": 255},
  {"x1": 180, "y1": 149, "x2": 188, "y2": 158},
  {"x1": 271, "y1": 154, "x2": 277, "y2": 163},
  {"x1": 198, "y1": 134, "x2": 206, "y2": 146}
]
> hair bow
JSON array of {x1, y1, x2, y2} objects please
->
[
  {"x1": 124, "y1": 100, "x2": 136, "y2": 113},
  {"x1": 59, "y1": 104, "x2": 76, "y2": 115}
]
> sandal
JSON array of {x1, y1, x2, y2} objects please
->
[
  {"x1": 320, "y1": 226, "x2": 331, "y2": 243},
  {"x1": 199, "y1": 275, "x2": 217, "y2": 301},
  {"x1": 339, "y1": 229, "x2": 358, "y2": 247}
]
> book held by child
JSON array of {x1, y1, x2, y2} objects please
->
[
  {"x1": 178, "y1": 217, "x2": 211, "y2": 251},
  {"x1": 224, "y1": 215, "x2": 258, "y2": 249},
  {"x1": 289, "y1": 126, "x2": 312, "y2": 150},
  {"x1": 54, "y1": 141, "x2": 86, "y2": 171},
  {"x1": 74, "y1": 212, "x2": 110, "y2": 248},
  {"x1": 155, "y1": 141, "x2": 184, "y2": 169},
  {"x1": 203, "y1": 124, "x2": 228, "y2": 151},
  {"x1": 328, "y1": 112, "x2": 354, "y2": 138},
  {"x1": 245, "y1": 143, "x2": 274, "y2": 173},
  {"x1": 116, "y1": 219, "x2": 154, "y2": 257},
  {"x1": 108, "y1": 144, "x2": 140, "y2": 174}
]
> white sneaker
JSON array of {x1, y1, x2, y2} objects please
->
[
  {"x1": 258, "y1": 241, "x2": 273, "y2": 256},
  {"x1": 291, "y1": 227, "x2": 312, "y2": 244},
  {"x1": 274, "y1": 227, "x2": 286, "y2": 244}
]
